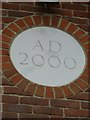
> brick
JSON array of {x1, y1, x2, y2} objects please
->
[
  {"x1": 42, "y1": 16, "x2": 51, "y2": 26},
  {"x1": 10, "y1": 73, "x2": 23, "y2": 84},
  {"x1": 73, "y1": 29, "x2": 85, "y2": 39},
  {"x1": 25, "y1": 83, "x2": 37, "y2": 96},
  {"x1": 79, "y1": 74, "x2": 88, "y2": 83},
  {"x1": 62, "y1": 86, "x2": 73, "y2": 97},
  {"x1": 2, "y1": 55, "x2": 10, "y2": 63},
  {"x1": 75, "y1": 79, "x2": 89, "y2": 90},
  {"x1": 4, "y1": 86, "x2": 24, "y2": 95},
  {"x1": 70, "y1": 93, "x2": 89, "y2": 101},
  {"x1": 4, "y1": 68, "x2": 17, "y2": 79},
  {"x1": 8, "y1": 11, "x2": 32, "y2": 17},
  {"x1": 2, "y1": 95, "x2": 19, "y2": 104},
  {"x1": 3, "y1": 104, "x2": 32, "y2": 113},
  {"x1": 3, "y1": 28, "x2": 16, "y2": 38},
  {"x1": 2, "y1": 112, "x2": 18, "y2": 118},
  {"x1": 69, "y1": 82, "x2": 82, "y2": 94},
  {"x1": 51, "y1": 99, "x2": 79, "y2": 109},
  {"x1": 35, "y1": 85, "x2": 45, "y2": 97},
  {"x1": 83, "y1": 42, "x2": 90, "y2": 50},
  {"x1": 33, "y1": 15, "x2": 42, "y2": 25},
  {"x1": 66, "y1": 17, "x2": 88, "y2": 24},
  {"x1": 81, "y1": 102, "x2": 90, "y2": 109},
  {"x1": 23, "y1": 16, "x2": 34, "y2": 27},
  {"x1": 62, "y1": 3, "x2": 86, "y2": 11},
  {"x1": 65, "y1": 109, "x2": 89, "y2": 117},
  {"x1": 46, "y1": 2, "x2": 60, "y2": 8},
  {"x1": 45, "y1": 87, "x2": 54, "y2": 98},
  {"x1": 2, "y1": 34, "x2": 11, "y2": 43},
  {"x1": 35, "y1": 2, "x2": 46, "y2": 7},
  {"x1": 51, "y1": 16, "x2": 60, "y2": 28},
  {"x1": 2, "y1": 10, "x2": 8, "y2": 16},
  {"x1": 19, "y1": 113, "x2": 49, "y2": 118},
  {"x1": 66, "y1": 23, "x2": 78, "y2": 34},
  {"x1": 54, "y1": 87, "x2": 64, "y2": 98},
  {"x1": 2, "y1": 17, "x2": 16, "y2": 23},
  {"x1": 21, "y1": 5, "x2": 35, "y2": 12},
  {"x1": 20, "y1": 97, "x2": 49, "y2": 106},
  {"x1": 74, "y1": 11, "x2": 90, "y2": 18},
  {"x1": 83, "y1": 69, "x2": 90, "y2": 76},
  {"x1": 79, "y1": 24, "x2": 89, "y2": 32},
  {"x1": 34, "y1": 106, "x2": 63, "y2": 116},
  {"x1": 2, "y1": 77, "x2": 13, "y2": 86},
  {"x1": 2, "y1": 42, "x2": 9, "y2": 49},
  {"x1": 86, "y1": 87, "x2": 90, "y2": 92},
  {"x1": 8, "y1": 23, "x2": 21, "y2": 33},
  {"x1": 0, "y1": 42, "x2": 1, "y2": 48},
  {"x1": 59, "y1": 19, "x2": 70, "y2": 30},
  {"x1": 17, "y1": 79, "x2": 29, "y2": 91},
  {"x1": 79, "y1": 35, "x2": 89, "y2": 44},
  {"x1": 2, "y1": 3, "x2": 19, "y2": 10},
  {"x1": 2, "y1": 49, "x2": 9, "y2": 55},
  {"x1": 15, "y1": 19, "x2": 27, "y2": 30},
  {"x1": 2, "y1": 62, "x2": 13, "y2": 71},
  {"x1": 62, "y1": 9, "x2": 73, "y2": 17}
]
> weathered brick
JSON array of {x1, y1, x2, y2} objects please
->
[
  {"x1": 24, "y1": 16, "x2": 34, "y2": 27},
  {"x1": 17, "y1": 79, "x2": 29, "y2": 91},
  {"x1": 3, "y1": 28, "x2": 16, "y2": 38},
  {"x1": 2, "y1": 42, "x2": 9, "y2": 49},
  {"x1": 59, "y1": 19, "x2": 70, "y2": 30},
  {"x1": 66, "y1": 23, "x2": 78, "y2": 34},
  {"x1": 8, "y1": 23, "x2": 21, "y2": 33},
  {"x1": 10, "y1": 74, "x2": 23, "y2": 84},
  {"x1": 2, "y1": 3, "x2": 19, "y2": 10},
  {"x1": 54, "y1": 87, "x2": 64, "y2": 98},
  {"x1": 4, "y1": 68, "x2": 17, "y2": 79},
  {"x1": 62, "y1": 86, "x2": 73, "y2": 97},
  {"x1": 34, "y1": 106, "x2": 63, "y2": 116},
  {"x1": 50, "y1": 99, "x2": 80, "y2": 109},
  {"x1": 15, "y1": 19, "x2": 27, "y2": 30},
  {"x1": 42, "y1": 15, "x2": 51, "y2": 26},
  {"x1": 62, "y1": 3, "x2": 86, "y2": 11},
  {"x1": 8, "y1": 11, "x2": 32, "y2": 17},
  {"x1": 69, "y1": 82, "x2": 82, "y2": 94},
  {"x1": 2, "y1": 112, "x2": 18, "y2": 118},
  {"x1": 2, "y1": 62, "x2": 13, "y2": 71},
  {"x1": 35, "y1": 85, "x2": 45, "y2": 97},
  {"x1": 2, "y1": 95, "x2": 19, "y2": 104},
  {"x1": 25, "y1": 83, "x2": 37, "y2": 96},
  {"x1": 2, "y1": 34, "x2": 11, "y2": 43},
  {"x1": 45, "y1": 87, "x2": 54, "y2": 98},
  {"x1": 51, "y1": 16, "x2": 60, "y2": 28},
  {"x1": 65, "y1": 109, "x2": 90, "y2": 117},
  {"x1": 20, "y1": 97, "x2": 49, "y2": 106},
  {"x1": 3, "y1": 103, "x2": 32, "y2": 113},
  {"x1": 79, "y1": 35, "x2": 89, "y2": 44},
  {"x1": 81, "y1": 102, "x2": 90, "y2": 109},
  {"x1": 2, "y1": 56, "x2": 10, "y2": 63},
  {"x1": 4, "y1": 86, "x2": 24, "y2": 95},
  {"x1": 73, "y1": 29, "x2": 85, "y2": 38},
  {"x1": 33, "y1": 15, "x2": 42, "y2": 25},
  {"x1": 19, "y1": 113, "x2": 49, "y2": 118}
]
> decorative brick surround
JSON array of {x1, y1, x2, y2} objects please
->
[{"x1": 2, "y1": 15, "x2": 89, "y2": 99}]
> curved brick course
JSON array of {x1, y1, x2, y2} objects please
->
[{"x1": 2, "y1": 15, "x2": 89, "y2": 99}]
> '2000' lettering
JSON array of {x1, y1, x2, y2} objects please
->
[{"x1": 19, "y1": 40, "x2": 77, "y2": 69}]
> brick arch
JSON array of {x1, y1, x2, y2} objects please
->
[{"x1": 2, "y1": 15, "x2": 89, "y2": 99}]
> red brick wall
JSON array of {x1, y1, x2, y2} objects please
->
[{"x1": 1, "y1": 2, "x2": 90, "y2": 119}]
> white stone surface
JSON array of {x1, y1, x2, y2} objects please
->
[{"x1": 10, "y1": 27, "x2": 86, "y2": 87}]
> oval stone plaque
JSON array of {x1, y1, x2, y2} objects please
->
[{"x1": 10, "y1": 27, "x2": 86, "y2": 87}]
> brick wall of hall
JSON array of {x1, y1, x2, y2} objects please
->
[{"x1": 1, "y1": 2, "x2": 90, "y2": 119}]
